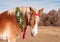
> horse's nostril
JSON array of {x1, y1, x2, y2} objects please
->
[
  {"x1": 31, "y1": 32, "x2": 34, "y2": 36},
  {"x1": 31, "y1": 33, "x2": 33, "y2": 36}
]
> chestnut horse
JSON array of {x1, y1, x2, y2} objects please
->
[{"x1": 0, "y1": 7, "x2": 43, "y2": 42}]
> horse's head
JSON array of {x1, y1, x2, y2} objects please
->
[{"x1": 30, "y1": 7, "x2": 44, "y2": 36}]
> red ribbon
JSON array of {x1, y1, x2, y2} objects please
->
[
  {"x1": 34, "y1": 14, "x2": 40, "y2": 17},
  {"x1": 22, "y1": 26, "x2": 26, "y2": 39}
]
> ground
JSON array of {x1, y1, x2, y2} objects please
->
[{"x1": 0, "y1": 26, "x2": 60, "y2": 42}]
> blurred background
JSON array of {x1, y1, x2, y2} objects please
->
[{"x1": 0, "y1": 0, "x2": 60, "y2": 13}]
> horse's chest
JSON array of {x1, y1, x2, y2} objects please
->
[{"x1": 0, "y1": 28, "x2": 10, "y2": 40}]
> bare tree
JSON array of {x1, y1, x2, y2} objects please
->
[
  {"x1": 56, "y1": 9, "x2": 60, "y2": 26},
  {"x1": 47, "y1": 9, "x2": 58, "y2": 26}
]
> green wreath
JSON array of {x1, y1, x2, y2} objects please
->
[{"x1": 15, "y1": 7, "x2": 24, "y2": 32}]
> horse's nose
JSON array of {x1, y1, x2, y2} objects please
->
[{"x1": 31, "y1": 29, "x2": 38, "y2": 36}]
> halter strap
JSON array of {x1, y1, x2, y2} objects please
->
[
  {"x1": 34, "y1": 14, "x2": 40, "y2": 17},
  {"x1": 22, "y1": 26, "x2": 27, "y2": 39}
]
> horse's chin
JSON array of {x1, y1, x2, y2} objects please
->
[
  {"x1": 31, "y1": 32, "x2": 38, "y2": 37},
  {"x1": 31, "y1": 28, "x2": 38, "y2": 37}
]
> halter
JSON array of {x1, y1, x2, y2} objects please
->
[{"x1": 34, "y1": 13, "x2": 40, "y2": 17}]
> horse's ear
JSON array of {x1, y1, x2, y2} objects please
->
[
  {"x1": 38, "y1": 8, "x2": 44, "y2": 17},
  {"x1": 30, "y1": 7, "x2": 34, "y2": 12},
  {"x1": 30, "y1": 7, "x2": 35, "y2": 16},
  {"x1": 39, "y1": 8, "x2": 44, "y2": 13}
]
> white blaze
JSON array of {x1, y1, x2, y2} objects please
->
[{"x1": 31, "y1": 13, "x2": 39, "y2": 36}]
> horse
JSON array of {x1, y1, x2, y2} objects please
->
[
  {"x1": 29, "y1": 7, "x2": 44, "y2": 36},
  {"x1": 0, "y1": 6, "x2": 43, "y2": 42}
]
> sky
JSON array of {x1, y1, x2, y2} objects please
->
[{"x1": 0, "y1": 0, "x2": 60, "y2": 13}]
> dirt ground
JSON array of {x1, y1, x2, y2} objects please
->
[{"x1": 0, "y1": 26, "x2": 60, "y2": 42}]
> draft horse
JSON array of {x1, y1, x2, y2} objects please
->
[{"x1": 0, "y1": 7, "x2": 43, "y2": 42}]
